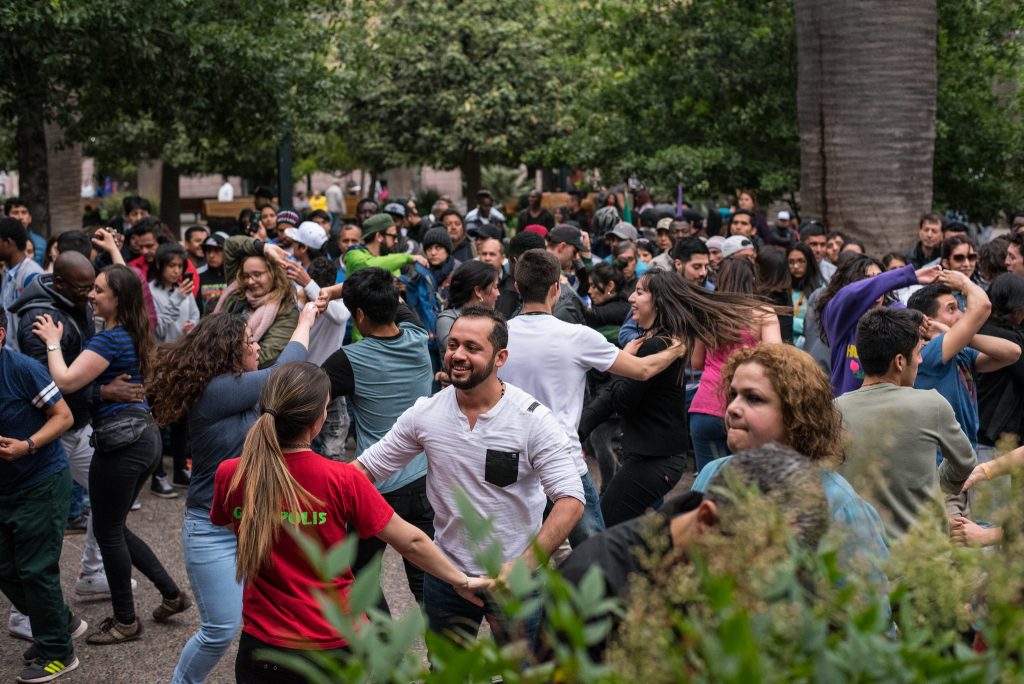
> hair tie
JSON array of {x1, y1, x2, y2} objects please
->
[{"x1": 263, "y1": 408, "x2": 278, "y2": 418}]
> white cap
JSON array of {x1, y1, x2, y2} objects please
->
[
  {"x1": 777, "y1": 210, "x2": 791, "y2": 221},
  {"x1": 721, "y1": 235, "x2": 755, "y2": 258},
  {"x1": 285, "y1": 221, "x2": 328, "y2": 250}
]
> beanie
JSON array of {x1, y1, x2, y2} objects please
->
[{"x1": 421, "y1": 226, "x2": 453, "y2": 254}]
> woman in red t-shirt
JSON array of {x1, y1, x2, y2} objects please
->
[{"x1": 211, "y1": 361, "x2": 491, "y2": 683}]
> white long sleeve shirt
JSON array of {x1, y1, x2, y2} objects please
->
[{"x1": 358, "y1": 382, "x2": 585, "y2": 574}]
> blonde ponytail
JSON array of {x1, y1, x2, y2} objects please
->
[{"x1": 226, "y1": 362, "x2": 330, "y2": 582}]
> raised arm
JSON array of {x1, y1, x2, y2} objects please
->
[
  {"x1": 607, "y1": 337, "x2": 686, "y2": 380},
  {"x1": 31, "y1": 315, "x2": 110, "y2": 393},
  {"x1": 935, "y1": 270, "x2": 991, "y2": 364}
]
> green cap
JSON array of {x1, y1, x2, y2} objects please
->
[{"x1": 362, "y1": 213, "x2": 395, "y2": 238}]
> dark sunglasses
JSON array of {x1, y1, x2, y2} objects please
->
[{"x1": 950, "y1": 253, "x2": 978, "y2": 264}]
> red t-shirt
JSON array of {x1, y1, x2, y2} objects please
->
[{"x1": 211, "y1": 450, "x2": 394, "y2": 649}]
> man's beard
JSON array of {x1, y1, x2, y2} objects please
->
[
  {"x1": 449, "y1": 355, "x2": 496, "y2": 391},
  {"x1": 379, "y1": 241, "x2": 391, "y2": 256}
]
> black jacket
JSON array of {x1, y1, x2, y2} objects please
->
[
  {"x1": 977, "y1": 319, "x2": 1024, "y2": 447},
  {"x1": 9, "y1": 274, "x2": 96, "y2": 429},
  {"x1": 578, "y1": 336, "x2": 687, "y2": 457}
]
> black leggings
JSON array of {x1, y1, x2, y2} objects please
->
[
  {"x1": 89, "y1": 420, "x2": 180, "y2": 623},
  {"x1": 599, "y1": 452, "x2": 686, "y2": 527},
  {"x1": 235, "y1": 632, "x2": 349, "y2": 684}
]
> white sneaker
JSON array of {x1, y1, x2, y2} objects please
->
[
  {"x1": 8, "y1": 608, "x2": 32, "y2": 641},
  {"x1": 74, "y1": 573, "x2": 138, "y2": 599},
  {"x1": 130, "y1": 497, "x2": 142, "y2": 511}
]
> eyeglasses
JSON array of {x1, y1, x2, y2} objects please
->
[
  {"x1": 950, "y1": 253, "x2": 978, "y2": 264},
  {"x1": 241, "y1": 271, "x2": 267, "y2": 281},
  {"x1": 787, "y1": 258, "x2": 807, "y2": 266},
  {"x1": 384, "y1": 232, "x2": 399, "y2": 239},
  {"x1": 56, "y1": 277, "x2": 94, "y2": 295}
]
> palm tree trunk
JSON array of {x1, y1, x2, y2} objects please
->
[{"x1": 795, "y1": 0, "x2": 936, "y2": 255}]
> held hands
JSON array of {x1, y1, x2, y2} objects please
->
[
  {"x1": 262, "y1": 243, "x2": 289, "y2": 269},
  {"x1": 31, "y1": 314, "x2": 63, "y2": 346},
  {"x1": 0, "y1": 437, "x2": 30, "y2": 461},
  {"x1": 315, "y1": 284, "x2": 343, "y2": 313},
  {"x1": 91, "y1": 227, "x2": 122, "y2": 254},
  {"x1": 453, "y1": 575, "x2": 495, "y2": 607},
  {"x1": 298, "y1": 301, "x2": 320, "y2": 328},
  {"x1": 950, "y1": 516, "x2": 998, "y2": 547},
  {"x1": 914, "y1": 264, "x2": 942, "y2": 285}
]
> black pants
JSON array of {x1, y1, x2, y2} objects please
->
[
  {"x1": 89, "y1": 420, "x2": 179, "y2": 622},
  {"x1": 599, "y1": 452, "x2": 686, "y2": 527},
  {"x1": 235, "y1": 631, "x2": 349, "y2": 684},
  {"x1": 155, "y1": 417, "x2": 189, "y2": 480},
  {"x1": 352, "y1": 475, "x2": 434, "y2": 615}
]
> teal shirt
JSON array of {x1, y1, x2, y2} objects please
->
[{"x1": 330, "y1": 322, "x2": 431, "y2": 493}]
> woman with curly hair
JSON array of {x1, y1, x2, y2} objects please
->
[
  {"x1": 691, "y1": 343, "x2": 888, "y2": 583},
  {"x1": 33, "y1": 264, "x2": 189, "y2": 644},
  {"x1": 149, "y1": 304, "x2": 319, "y2": 684},
  {"x1": 213, "y1": 235, "x2": 299, "y2": 368}
]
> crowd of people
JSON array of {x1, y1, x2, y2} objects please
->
[{"x1": 0, "y1": 186, "x2": 1022, "y2": 682}]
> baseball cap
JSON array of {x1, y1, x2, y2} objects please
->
[
  {"x1": 468, "y1": 223, "x2": 502, "y2": 240},
  {"x1": 276, "y1": 210, "x2": 300, "y2": 228},
  {"x1": 201, "y1": 232, "x2": 228, "y2": 250},
  {"x1": 522, "y1": 224, "x2": 548, "y2": 238},
  {"x1": 777, "y1": 210, "x2": 791, "y2": 221},
  {"x1": 547, "y1": 224, "x2": 584, "y2": 251},
  {"x1": 721, "y1": 235, "x2": 755, "y2": 258},
  {"x1": 608, "y1": 222, "x2": 638, "y2": 241},
  {"x1": 362, "y1": 213, "x2": 395, "y2": 238},
  {"x1": 656, "y1": 217, "x2": 673, "y2": 232},
  {"x1": 285, "y1": 221, "x2": 328, "y2": 250},
  {"x1": 384, "y1": 202, "x2": 407, "y2": 218},
  {"x1": 706, "y1": 235, "x2": 726, "y2": 252}
]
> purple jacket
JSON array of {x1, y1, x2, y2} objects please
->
[{"x1": 822, "y1": 265, "x2": 917, "y2": 396}]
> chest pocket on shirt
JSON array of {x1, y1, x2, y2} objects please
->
[{"x1": 484, "y1": 449, "x2": 520, "y2": 488}]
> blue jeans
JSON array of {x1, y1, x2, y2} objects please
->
[
  {"x1": 690, "y1": 412, "x2": 730, "y2": 474},
  {"x1": 569, "y1": 472, "x2": 604, "y2": 547},
  {"x1": 423, "y1": 573, "x2": 541, "y2": 649},
  {"x1": 172, "y1": 508, "x2": 243, "y2": 684}
]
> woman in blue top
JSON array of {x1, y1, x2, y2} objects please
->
[
  {"x1": 33, "y1": 264, "x2": 190, "y2": 645},
  {"x1": 148, "y1": 303, "x2": 318, "y2": 684}
]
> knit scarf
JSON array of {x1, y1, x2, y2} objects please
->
[{"x1": 213, "y1": 281, "x2": 281, "y2": 341}]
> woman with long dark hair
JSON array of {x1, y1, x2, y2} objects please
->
[
  {"x1": 755, "y1": 248, "x2": 793, "y2": 343},
  {"x1": 688, "y1": 257, "x2": 782, "y2": 472},
  {"x1": 578, "y1": 268, "x2": 769, "y2": 526},
  {"x1": 787, "y1": 242, "x2": 824, "y2": 349},
  {"x1": 149, "y1": 305, "x2": 318, "y2": 684},
  {"x1": 434, "y1": 261, "x2": 499, "y2": 352},
  {"x1": 33, "y1": 264, "x2": 189, "y2": 645},
  {"x1": 211, "y1": 362, "x2": 491, "y2": 682}
]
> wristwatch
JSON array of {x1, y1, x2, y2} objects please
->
[
  {"x1": 46, "y1": 343, "x2": 60, "y2": 352},
  {"x1": 25, "y1": 437, "x2": 36, "y2": 454}
]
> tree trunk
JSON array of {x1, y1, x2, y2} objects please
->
[
  {"x1": 795, "y1": 0, "x2": 936, "y2": 255},
  {"x1": 44, "y1": 122, "x2": 82, "y2": 236},
  {"x1": 15, "y1": 109, "x2": 50, "y2": 236},
  {"x1": 161, "y1": 162, "x2": 181, "y2": 235},
  {"x1": 461, "y1": 149, "x2": 482, "y2": 211}
]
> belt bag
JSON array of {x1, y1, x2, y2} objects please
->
[{"x1": 90, "y1": 410, "x2": 152, "y2": 452}]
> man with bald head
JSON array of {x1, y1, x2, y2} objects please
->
[{"x1": 9, "y1": 252, "x2": 138, "y2": 606}]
